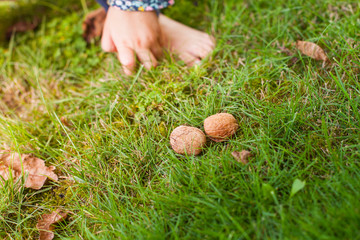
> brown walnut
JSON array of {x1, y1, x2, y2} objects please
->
[
  {"x1": 204, "y1": 113, "x2": 238, "y2": 142},
  {"x1": 170, "y1": 126, "x2": 206, "y2": 155}
]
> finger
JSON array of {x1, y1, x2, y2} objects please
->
[
  {"x1": 117, "y1": 46, "x2": 136, "y2": 75},
  {"x1": 193, "y1": 44, "x2": 212, "y2": 59},
  {"x1": 196, "y1": 34, "x2": 215, "y2": 50},
  {"x1": 179, "y1": 52, "x2": 201, "y2": 66},
  {"x1": 136, "y1": 49, "x2": 157, "y2": 70},
  {"x1": 101, "y1": 24, "x2": 116, "y2": 52},
  {"x1": 150, "y1": 41, "x2": 163, "y2": 60},
  {"x1": 200, "y1": 33, "x2": 216, "y2": 48}
]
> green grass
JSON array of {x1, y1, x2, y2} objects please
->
[{"x1": 1, "y1": 0, "x2": 360, "y2": 239}]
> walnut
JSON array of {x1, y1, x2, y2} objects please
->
[
  {"x1": 204, "y1": 113, "x2": 238, "y2": 142},
  {"x1": 170, "y1": 125, "x2": 206, "y2": 155}
]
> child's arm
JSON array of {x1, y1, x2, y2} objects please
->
[{"x1": 98, "y1": 0, "x2": 175, "y2": 75}]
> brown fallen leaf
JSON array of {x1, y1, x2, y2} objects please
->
[
  {"x1": 36, "y1": 209, "x2": 68, "y2": 240},
  {"x1": 6, "y1": 17, "x2": 40, "y2": 40},
  {"x1": 60, "y1": 116, "x2": 73, "y2": 127},
  {"x1": 231, "y1": 150, "x2": 252, "y2": 164},
  {"x1": 295, "y1": 40, "x2": 329, "y2": 62},
  {"x1": 0, "y1": 150, "x2": 58, "y2": 189},
  {"x1": 82, "y1": 8, "x2": 106, "y2": 43}
]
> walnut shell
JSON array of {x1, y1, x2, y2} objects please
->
[
  {"x1": 204, "y1": 113, "x2": 238, "y2": 142},
  {"x1": 170, "y1": 125, "x2": 206, "y2": 155}
]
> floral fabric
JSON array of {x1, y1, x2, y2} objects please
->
[{"x1": 107, "y1": 0, "x2": 175, "y2": 11}]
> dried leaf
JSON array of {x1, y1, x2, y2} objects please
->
[
  {"x1": 0, "y1": 80, "x2": 29, "y2": 113},
  {"x1": 82, "y1": 8, "x2": 106, "y2": 43},
  {"x1": 231, "y1": 150, "x2": 252, "y2": 164},
  {"x1": 60, "y1": 116, "x2": 72, "y2": 127},
  {"x1": 295, "y1": 40, "x2": 328, "y2": 61},
  {"x1": 36, "y1": 209, "x2": 68, "y2": 240},
  {"x1": 0, "y1": 150, "x2": 58, "y2": 189},
  {"x1": 6, "y1": 18, "x2": 40, "y2": 40}
]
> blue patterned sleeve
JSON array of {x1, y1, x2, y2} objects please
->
[
  {"x1": 107, "y1": 0, "x2": 175, "y2": 11},
  {"x1": 96, "y1": 0, "x2": 110, "y2": 11}
]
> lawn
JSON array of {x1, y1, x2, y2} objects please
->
[{"x1": 1, "y1": 0, "x2": 360, "y2": 239}]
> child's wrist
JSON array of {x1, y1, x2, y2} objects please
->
[
  {"x1": 108, "y1": 6, "x2": 160, "y2": 17},
  {"x1": 107, "y1": 0, "x2": 173, "y2": 11}
]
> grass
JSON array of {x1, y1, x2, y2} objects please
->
[{"x1": 1, "y1": 0, "x2": 360, "y2": 239}]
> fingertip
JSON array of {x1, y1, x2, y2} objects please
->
[
  {"x1": 151, "y1": 57, "x2": 158, "y2": 68},
  {"x1": 143, "y1": 59, "x2": 157, "y2": 70},
  {"x1": 101, "y1": 39, "x2": 116, "y2": 52},
  {"x1": 197, "y1": 47, "x2": 210, "y2": 60},
  {"x1": 117, "y1": 47, "x2": 136, "y2": 75},
  {"x1": 123, "y1": 66, "x2": 133, "y2": 76},
  {"x1": 188, "y1": 59, "x2": 201, "y2": 67},
  {"x1": 179, "y1": 52, "x2": 200, "y2": 66},
  {"x1": 121, "y1": 61, "x2": 136, "y2": 75},
  {"x1": 194, "y1": 59, "x2": 202, "y2": 65},
  {"x1": 143, "y1": 63, "x2": 151, "y2": 70},
  {"x1": 136, "y1": 49, "x2": 157, "y2": 70}
]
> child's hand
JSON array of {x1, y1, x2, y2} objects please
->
[{"x1": 101, "y1": 7, "x2": 163, "y2": 75}]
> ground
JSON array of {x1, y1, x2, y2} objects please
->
[{"x1": 0, "y1": 0, "x2": 360, "y2": 239}]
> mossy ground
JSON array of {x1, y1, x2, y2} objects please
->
[{"x1": 1, "y1": 0, "x2": 360, "y2": 239}]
